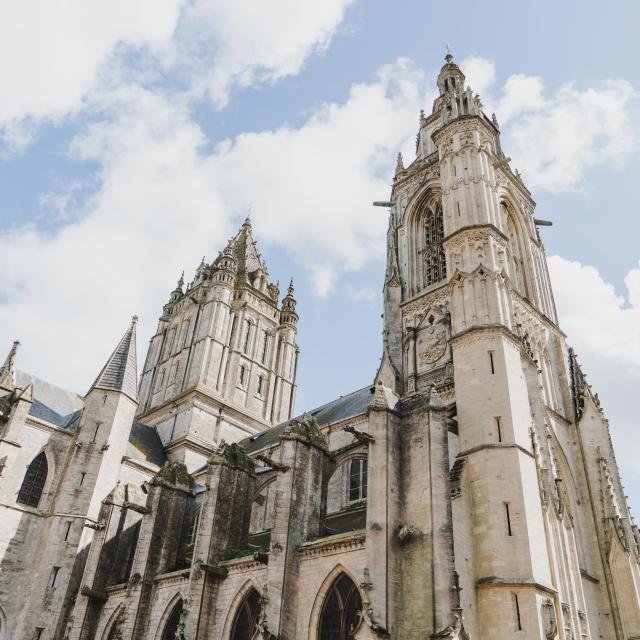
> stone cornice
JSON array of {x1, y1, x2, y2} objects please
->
[
  {"x1": 457, "y1": 442, "x2": 535, "y2": 460},
  {"x1": 218, "y1": 556, "x2": 268, "y2": 574},
  {"x1": 443, "y1": 223, "x2": 509, "y2": 247},
  {"x1": 136, "y1": 383, "x2": 269, "y2": 432},
  {"x1": 153, "y1": 568, "x2": 190, "y2": 585},
  {"x1": 476, "y1": 576, "x2": 556, "y2": 595},
  {"x1": 299, "y1": 530, "x2": 366, "y2": 558}
]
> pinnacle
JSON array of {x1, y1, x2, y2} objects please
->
[
  {"x1": 88, "y1": 317, "x2": 138, "y2": 403},
  {"x1": 0, "y1": 340, "x2": 19, "y2": 389}
]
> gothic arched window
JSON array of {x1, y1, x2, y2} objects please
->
[
  {"x1": 348, "y1": 459, "x2": 367, "y2": 503},
  {"x1": 231, "y1": 588, "x2": 262, "y2": 640},
  {"x1": 502, "y1": 203, "x2": 529, "y2": 298},
  {"x1": 17, "y1": 452, "x2": 48, "y2": 508},
  {"x1": 318, "y1": 574, "x2": 362, "y2": 640},
  {"x1": 160, "y1": 600, "x2": 183, "y2": 640},
  {"x1": 423, "y1": 205, "x2": 446, "y2": 287}
]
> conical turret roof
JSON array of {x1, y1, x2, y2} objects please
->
[{"x1": 88, "y1": 316, "x2": 138, "y2": 403}]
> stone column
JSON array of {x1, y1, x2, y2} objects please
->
[
  {"x1": 263, "y1": 416, "x2": 331, "y2": 639},
  {"x1": 187, "y1": 443, "x2": 256, "y2": 640}
]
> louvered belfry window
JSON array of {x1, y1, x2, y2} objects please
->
[
  {"x1": 424, "y1": 206, "x2": 446, "y2": 287},
  {"x1": 17, "y1": 452, "x2": 48, "y2": 508}
]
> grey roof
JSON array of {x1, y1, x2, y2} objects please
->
[
  {"x1": 241, "y1": 385, "x2": 374, "y2": 454},
  {"x1": 229, "y1": 218, "x2": 267, "y2": 277},
  {"x1": 127, "y1": 420, "x2": 167, "y2": 467},
  {"x1": 16, "y1": 370, "x2": 84, "y2": 417},
  {"x1": 89, "y1": 318, "x2": 138, "y2": 402}
]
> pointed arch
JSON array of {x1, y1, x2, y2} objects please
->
[
  {"x1": 101, "y1": 604, "x2": 126, "y2": 640},
  {"x1": 222, "y1": 579, "x2": 263, "y2": 640},
  {"x1": 250, "y1": 477, "x2": 277, "y2": 534},
  {"x1": 17, "y1": 450, "x2": 49, "y2": 508},
  {"x1": 154, "y1": 593, "x2": 184, "y2": 640},
  {"x1": 308, "y1": 565, "x2": 363, "y2": 640},
  {"x1": 403, "y1": 186, "x2": 446, "y2": 297},
  {"x1": 498, "y1": 196, "x2": 534, "y2": 301}
]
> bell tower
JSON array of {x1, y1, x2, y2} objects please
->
[
  {"x1": 378, "y1": 53, "x2": 571, "y2": 638},
  {"x1": 137, "y1": 218, "x2": 299, "y2": 471}
]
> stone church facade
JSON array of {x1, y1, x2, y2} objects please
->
[{"x1": 0, "y1": 55, "x2": 639, "y2": 640}]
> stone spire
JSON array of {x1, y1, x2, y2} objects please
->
[
  {"x1": 88, "y1": 316, "x2": 138, "y2": 403},
  {"x1": 395, "y1": 152, "x2": 405, "y2": 175},
  {"x1": 0, "y1": 340, "x2": 19, "y2": 389}
]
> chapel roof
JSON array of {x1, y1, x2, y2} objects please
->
[{"x1": 241, "y1": 385, "x2": 374, "y2": 454}]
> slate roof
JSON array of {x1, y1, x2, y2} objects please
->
[
  {"x1": 127, "y1": 420, "x2": 167, "y2": 467},
  {"x1": 89, "y1": 318, "x2": 138, "y2": 402},
  {"x1": 241, "y1": 385, "x2": 374, "y2": 454},
  {"x1": 16, "y1": 368, "x2": 165, "y2": 469}
]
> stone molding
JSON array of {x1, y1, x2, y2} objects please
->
[{"x1": 298, "y1": 530, "x2": 366, "y2": 559}]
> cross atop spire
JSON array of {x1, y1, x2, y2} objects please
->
[
  {"x1": 88, "y1": 316, "x2": 138, "y2": 403},
  {"x1": 0, "y1": 340, "x2": 19, "y2": 389}
]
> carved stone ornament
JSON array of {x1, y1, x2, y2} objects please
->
[{"x1": 419, "y1": 322, "x2": 448, "y2": 364}]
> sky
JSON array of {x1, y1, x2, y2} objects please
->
[{"x1": 0, "y1": 1, "x2": 639, "y2": 509}]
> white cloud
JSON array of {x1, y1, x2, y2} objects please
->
[
  {"x1": 178, "y1": 0, "x2": 356, "y2": 107},
  {"x1": 0, "y1": 59, "x2": 427, "y2": 392},
  {"x1": 461, "y1": 58, "x2": 638, "y2": 193},
  {"x1": 0, "y1": 0, "x2": 182, "y2": 133},
  {"x1": 0, "y1": 0, "x2": 355, "y2": 144},
  {"x1": 548, "y1": 255, "x2": 640, "y2": 478}
]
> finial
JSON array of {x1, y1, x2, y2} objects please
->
[
  {"x1": 288, "y1": 278, "x2": 295, "y2": 295},
  {"x1": 131, "y1": 315, "x2": 138, "y2": 324},
  {"x1": 395, "y1": 152, "x2": 405, "y2": 174},
  {"x1": 178, "y1": 271, "x2": 184, "y2": 287},
  {"x1": 445, "y1": 43, "x2": 453, "y2": 63},
  {"x1": 420, "y1": 108, "x2": 425, "y2": 120},
  {"x1": 492, "y1": 113, "x2": 499, "y2": 129}
]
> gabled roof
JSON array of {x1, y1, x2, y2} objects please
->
[
  {"x1": 241, "y1": 386, "x2": 374, "y2": 454},
  {"x1": 89, "y1": 317, "x2": 138, "y2": 402}
]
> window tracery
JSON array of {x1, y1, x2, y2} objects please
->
[
  {"x1": 160, "y1": 600, "x2": 183, "y2": 640},
  {"x1": 231, "y1": 588, "x2": 262, "y2": 640},
  {"x1": 422, "y1": 205, "x2": 446, "y2": 288},
  {"x1": 17, "y1": 451, "x2": 48, "y2": 508},
  {"x1": 318, "y1": 573, "x2": 362, "y2": 640}
]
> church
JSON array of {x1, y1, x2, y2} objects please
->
[{"x1": 1, "y1": 54, "x2": 639, "y2": 640}]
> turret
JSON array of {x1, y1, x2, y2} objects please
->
[{"x1": 280, "y1": 279, "x2": 298, "y2": 328}]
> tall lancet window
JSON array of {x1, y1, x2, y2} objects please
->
[
  {"x1": 17, "y1": 451, "x2": 48, "y2": 508},
  {"x1": 502, "y1": 203, "x2": 529, "y2": 298},
  {"x1": 423, "y1": 205, "x2": 446, "y2": 287}
]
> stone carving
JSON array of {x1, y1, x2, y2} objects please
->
[
  {"x1": 153, "y1": 461, "x2": 195, "y2": 490},
  {"x1": 397, "y1": 523, "x2": 420, "y2": 545},
  {"x1": 419, "y1": 322, "x2": 448, "y2": 364},
  {"x1": 283, "y1": 414, "x2": 328, "y2": 450},
  {"x1": 211, "y1": 440, "x2": 255, "y2": 475}
]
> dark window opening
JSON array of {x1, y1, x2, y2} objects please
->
[
  {"x1": 496, "y1": 417, "x2": 502, "y2": 443},
  {"x1": 505, "y1": 503, "x2": 513, "y2": 537},
  {"x1": 17, "y1": 452, "x2": 48, "y2": 508},
  {"x1": 319, "y1": 573, "x2": 362, "y2": 640},
  {"x1": 231, "y1": 588, "x2": 262, "y2": 640},
  {"x1": 489, "y1": 351, "x2": 495, "y2": 374},
  {"x1": 160, "y1": 600, "x2": 183, "y2": 640},
  {"x1": 348, "y1": 459, "x2": 367, "y2": 502},
  {"x1": 63, "y1": 521, "x2": 72, "y2": 541},
  {"x1": 514, "y1": 593, "x2": 522, "y2": 630},
  {"x1": 423, "y1": 206, "x2": 446, "y2": 287},
  {"x1": 49, "y1": 566, "x2": 60, "y2": 588}
]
